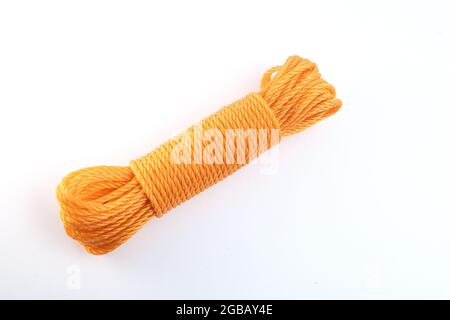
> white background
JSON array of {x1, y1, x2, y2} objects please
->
[{"x1": 1, "y1": 0, "x2": 449, "y2": 299}]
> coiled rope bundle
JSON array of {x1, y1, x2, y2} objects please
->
[{"x1": 56, "y1": 56, "x2": 342, "y2": 255}]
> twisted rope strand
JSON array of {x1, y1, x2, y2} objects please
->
[{"x1": 56, "y1": 55, "x2": 342, "y2": 255}]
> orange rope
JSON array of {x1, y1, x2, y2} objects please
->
[{"x1": 56, "y1": 56, "x2": 342, "y2": 255}]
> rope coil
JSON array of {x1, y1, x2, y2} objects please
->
[{"x1": 56, "y1": 55, "x2": 342, "y2": 255}]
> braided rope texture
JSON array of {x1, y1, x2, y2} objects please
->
[{"x1": 56, "y1": 56, "x2": 342, "y2": 255}]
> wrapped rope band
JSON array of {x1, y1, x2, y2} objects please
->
[{"x1": 131, "y1": 93, "x2": 279, "y2": 216}]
